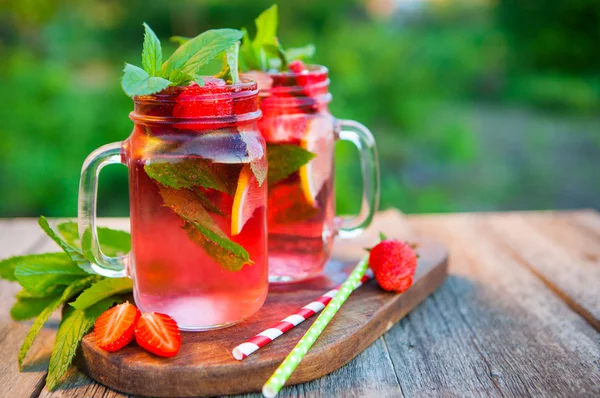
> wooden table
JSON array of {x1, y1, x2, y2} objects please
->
[{"x1": 1, "y1": 210, "x2": 599, "y2": 398}]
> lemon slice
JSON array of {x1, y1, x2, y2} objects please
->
[
  {"x1": 231, "y1": 164, "x2": 262, "y2": 235},
  {"x1": 299, "y1": 117, "x2": 335, "y2": 207}
]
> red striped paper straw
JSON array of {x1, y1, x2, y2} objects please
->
[{"x1": 232, "y1": 272, "x2": 372, "y2": 360}]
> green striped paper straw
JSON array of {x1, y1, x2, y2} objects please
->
[{"x1": 262, "y1": 255, "x2": 370, "y2": 398}]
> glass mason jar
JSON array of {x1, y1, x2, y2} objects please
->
[
  {"x1": 77, "y1": 80, "x2": 268, "y2": 331},
  {"x1": 247, "y1": 65, "x2": 379, "y2": 282}
]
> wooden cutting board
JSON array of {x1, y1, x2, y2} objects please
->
[{"x1": 77, "y1": 212, "x2": 448, "y2": 397}]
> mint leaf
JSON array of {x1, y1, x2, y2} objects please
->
[
  {"x1": 18, "y1": 275, "x2": 99, "y2": 370},
  {"x1": 263, "y1": 42, "x2": 288, "y2": 70},
  {"x1": 226, "y1": 42, "x2": 241, "y2": 84},
  {"x1": 170, "y1": 36, "x2": 190, "y2": 46},
  {"x1": 158, "y1": 186, "x2": 251, "y2": 271},
  {"x1": 57, "y1": 221, "x2": 131, "y2": 257},
  {"x1": 144, "y1": 158, "x2": 240, "y2": 195},
  {"x1": 142, "y1": 22, "x2": 162, "y2": 76},
  {"x1": 0, "y1": 253, "x2": 68, "y2": 282},
  {"x1": 167, "y1": 69, "x2": 194, "y2": 86},
  {"x1": 46, "y1": 296, "x2": 123, "y2": 391},
  {"x1": 70, "y1": 277, "x2": 132, "y2": 310},
  {"x1": 268, "y1": 194, "x2": 319, "y2": 225},
  {"x1": 16, "y1": 285, "x2": 65, "y2": 299},
  {"x1": 122, "y1": 63, "x2": 172, "y2": 97},
  {"x1": 239, "y1": 28, "x2": 259, "y2": 71},
  {"x1": 193, "y1": 189, "x2": 226, "y2": 216},
  {"x1": 253, "y1": 4, "x2": 278, "y2": 70},
  {"x1": 267, "y1": 143, "x2": 315, "y2": 186},
  {"x1": 162, "y1": 29, "x2": 243, "y2": 78},
  {"x1": 286, "y1": 44, "x2": 316, "y2": 61},
  {"x1": 216, "y1": 42, "x2": 241, "y2": 84},
  {"x1": 192, "y1": 74, "x2": 205, "y2": 86},
  {"x1": 11, "y1": 296, "x2": 59, "y2": 321},
  {"x1": 39, "y1": 217, "x2": 94, "y2": 274},
  {"x1": 240, "y1": 6, "x2": 315, "y2": 72},
  {"x1": 56, "y1": 222, "x2": 79, "y2": 246},
  {"x1": 14, "y1": 254, "x2": 87, "y2": 293}
]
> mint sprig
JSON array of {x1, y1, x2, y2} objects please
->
[
  {"x1": 122, "y1": 24, "x2": 243, "y2": 97},
  {"x1": 267, "y1": 143, "x2": 315, "y2": 186},
  {"x1": 240, "y1": 5, "x2": 316, "y2": 72},
  {"x1": 0, "y1": 217, "x2": 133, "y2": 389}
]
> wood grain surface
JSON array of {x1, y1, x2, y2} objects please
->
[{"x1": 1, "y1": 210, "x2": 600, "y2": 398}]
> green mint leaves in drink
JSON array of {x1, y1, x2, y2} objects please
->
[
  {"x1": 145, "y1": 159, "x2": 254, "y2": 271},
  {"x1": 158, "y1": 186, "x2": 252, "y2": 272},
  {"x1": 122, "y1": 24, "x2": 243, "y2": 96},
  {"x1": 145, "y1": 158, "x2": 241, "y2": 195},
  {"x1": 240, "y1": 5, "x2": 315, "y2": 72},
  {"x1": 0, "y1": 218, "x2": 133, "y2": 390},
  {"x1": 266, "y1": 143, "x2": 315, "y2": 186}
]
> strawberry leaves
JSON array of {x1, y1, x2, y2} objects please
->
[{"x1": 122, "y1": 24, "x2": 243, "y2": 97}]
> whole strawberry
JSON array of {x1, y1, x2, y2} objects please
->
[{"x1": 369, "y1": 240, "x2": 417, "y2": 293}]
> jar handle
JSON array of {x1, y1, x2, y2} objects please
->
[
  {"x1": 78, "y1": 142, "x2": 129, "y2": 278},
  {"x1": 335, "y1": 119, "x2": 380, "y2": 239}
]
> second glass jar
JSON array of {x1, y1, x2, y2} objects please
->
[{"x1": 247, "y1": 65, "x2": 380, "y2": 282}]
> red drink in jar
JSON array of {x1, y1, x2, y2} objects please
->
[
  {"x1": 79, "y1": 79, "x2": 269, "y2": 330},
  {"x1": 248, "y1": 65, "x2": 379, "y2": 282}
]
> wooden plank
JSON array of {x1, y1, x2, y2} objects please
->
[
  {"x1": 486, "y1": 211, "x2": 600, "y2": 330},
  {"x1": 568, "y1": 209, "x2": 600, "y2": 240},
  {"x1": 381, "y1": 213, "x2": 600, "y2": 397},
  {"x1": 37, "y1": 368, "x2": 129, "y2": 398},
  {"x1": 233, "y1": 337, "x2": 404, "y2": 398}
]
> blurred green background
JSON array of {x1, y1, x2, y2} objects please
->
[{"x1": 1, "y1": 0, "x2": 599, "y2": 217}]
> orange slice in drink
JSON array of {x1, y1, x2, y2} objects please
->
[
  {"x1": 231, "y1": 164, "x2": 263, "y2": 235},
  {"x1": 299, "y1": 117, "x2": 335, "y2": 207}
]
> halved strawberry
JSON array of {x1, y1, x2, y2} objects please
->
[
  {"x1": 94, "y1": 302, "x2": 141, "y2": 352},
  {"x1": 135, "y1": 312, "x2": 182, "y2": 358}
]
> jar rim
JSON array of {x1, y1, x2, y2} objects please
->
[
  {"x1": 265, "y1": 64, "x2": 329, "y2": 78},
  {"x1": 129, "y1": 77, "x2": 261, "y2": 128},
  {"x1": 245, "y1": 65, "x2": 331, "y2": 110}
]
